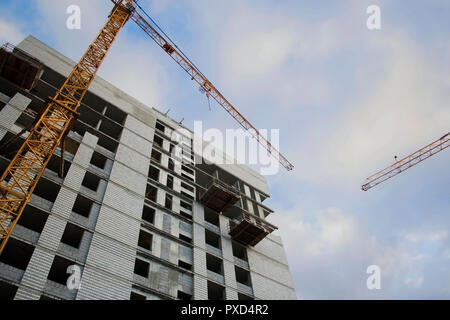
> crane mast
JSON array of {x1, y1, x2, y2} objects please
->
[
  {"x1": 0, "y1": 1, "x2": 133, "y2": 254},
  {"x1": 362, "y1": 132, "x2": 449, "y2": 191}
]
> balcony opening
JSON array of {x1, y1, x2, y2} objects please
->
[
  {"x1": 181, "y1": 182, "x2": 194, "y2": 193},
  {"x1": 33, "y1": 177, "x2": 61, "y2": 202},
  {"x1": 17, "y1": 205, "x2": 48, "y2": 233},
  {"x1": 235, "y1": 266, "x2": 252, "y2": 286},
  {"x1": 0, "y1": 132, "x2": 24, "y2": 161},
  {"x1": 181, "y1": 173, "x2": 194, "y2": 182},
  {"x1": 168, "y1": 158, "x2": 174, "y2": 171},
  {"x1": 0, "y1": 281, "x2": 18, "y2": 300},
  {"x1": 145, "y1": 185, "x2": 157, "y2": 202},
  {"x1": 47, "y1": 256, "x2": 77, "y2": 286},
  {"x1": 206, "y1": 253, "x2": 223, "y2": 275},
  {"x1": 180, "y1": 211, "x2": 192, "y2": 220},
  {"x1": 0, "y1": 238, "x2": 34, "y2": 270},
  {"x1": 90, "y1": 151, "x2": 107, "y2": 170},
  {"x1": 40, "y1": 295, "x2": 58, "y2": 300},
  {"x1": 207, "y1": 281, "x2": 225, "y2": 300},
  {"x1": 166, "y1": 175, "x2": 173, "y2": 189},
  {"x1": 46, "y1": 154, "x2": 71, "y2": 178},
  {"x1": 81, "y1": 172, "x2": 101, "y2": 192},
  {"x1": 99, "y1": 118, "x2": 123, "y2": 141},
  {"x1": 151, "y1": 149, "x2": 161, "y2": 164},
  {"x1": 148, "y1": 166, "x2": 160, "y2": 182},
  {"x1": 165, "y1": 194, "x2": 173, "y2": 210},
  {"x1": 181, "y1": 191, "x2": 194, "y2": 201},
  {"x1": 178, "y1": 260, "x2": 192, "y2": 271},
  {"x1": 204, "y1": 208, "x2": 220, "y2": 227},
  {"x1": 180, "y1": 200, "x2": 192, "y2": 212},
  {"x1": 79, "y1": 107, "x2": 100, "y2": 128},
  {"x1": 177, "y1": 290, "x2": 192, "y2": 300},
  {"x1": 155, "y1": 122, "x2": 165, "y2": 133},
  {"x1": 232, "y1": 242, "x2": 248, "y2": 261},
  {"x1": 134, "y1": 259, "x2": 149, "y2": 278},
  {"x1": 104, "y1": 105, "x2": 126, "y2": 125},
  {"x1": 181, "y1": 165, "x2": 194, "y2": 175},
  {"x1": 97, "y1": 134, "x2": 118, "y2": 154},
  {"x1": 238, "y1": 293, "x2": 254, "y2": 300},
  {"x1": 153, "y1": 135, "x2": 163, "y2": 148},
  {"x1": 72, "y1": 194, "x2": 93, "y2": 218},
  {"x1": 137, "y1": 230, "x2": 153, "y2": 251},
  {"x1": 142, "y1": 206, "x2": 155, "y2": 224},
  {"x1": 60, "y1": 223, "x2": 84, "y2": 249},
  {"x1": 179, "y1": 234, "x2": 192, "y2": 244},
  {"x1": 130, "y1": 292, "x2": 146, "y2": 300},
  {"x1": 205, "y1": 230, "x2": 221, "y2": 250},
  {"x1": 64, "y1": 137, "x2": 80, "y2": 156}
]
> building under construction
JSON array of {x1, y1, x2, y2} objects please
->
[{"x1": 0, "y1": 36, "x2": 296, "y2": 300}]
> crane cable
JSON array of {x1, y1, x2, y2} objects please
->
[
  {"x1": 134, "y1": 0, "x2": 214, "y2": 111},
  {"x1": 133, "y1": 0, "x2": 207, "y2": 80}
]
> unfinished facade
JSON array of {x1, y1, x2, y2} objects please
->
[{"x1": 0, "y1": 36, "x2": 296, "y2": 300}]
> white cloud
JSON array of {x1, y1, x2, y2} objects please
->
[
  {"x1": 0, "y1": 18, "x2": 25, "y2": 45},
  {"x1": 226, "y1": 28, "x2": 296, "y2": 77},
  {"x1": 268, "y1": 205, "x2": 446, "y2": 298},
  {"x1": 289, "y1": 31, "x2": 450, "y2": 187}
]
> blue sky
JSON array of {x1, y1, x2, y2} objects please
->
[{"x1": 1, "y1": 0, "x2": 449, "y2": 299}]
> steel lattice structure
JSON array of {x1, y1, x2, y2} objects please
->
[
  {"x1": 0, "y1": 2, "x2": 132, "y2": 254},
  {"x1": 362, "y1": 132, "x2": 449, "y2": 191}
]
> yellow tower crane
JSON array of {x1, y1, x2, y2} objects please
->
[{"x1": 0, "y1": 0, "x2": 294, "y2": 254}]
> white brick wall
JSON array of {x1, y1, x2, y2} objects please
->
[
  {"x1": 251, "y1": 272, "x2": 297, "y2": 300},
  {"x1": 14, "y1": 248, "x2": 54, "y2": 300},
  {"x1": 120, "y1": 128, "x2": 152, "y2": 158},
  {"x1": 84, "y1": 233, "x2": 136, "y2": 281},
  {"x1": 193, "y1": 274, "x2": 208, "y2": 300},
  {"x1": 193, "y1": 247, "x2": 207, "y2": 277},
  {"x1": 223, "y1": 260, "x2": 237, "y2": 290},
  {"x1": 109, "y1": 161, "x2": 147, "y2": 195},
  {"x1": 225, "y1": 287, "x2": 238, "y2": 300},
  {"x1": 115, "y1": 144, "x2": 150, "y2": 176},
  {"x1": 125, "y1": 115, "x2": 154, "y2": 142},
  {"x1": 76, "y1": 265, "x2": 131, "y2": 300},
  {"x1": 0, "y1": 93, "x2": 31, "y2": 140},
  {"x1": 247, "y1": 237, "x2": 297, "y2": 300},
  {"x1": 37, "y1": 215, "x2": 67, "y2": 251},
  {"x1": 95, "y1": 205, "x2": 140, "y2": 246},
  {"x1": 193, "y1": 223, "x2": 205, "y2": 249},
  {"x1": 102, "y1": 183, "x2": 144, "y2": 220}
]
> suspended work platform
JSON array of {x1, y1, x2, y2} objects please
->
[
  {"x1": 0, "y1": 43, "x2": 43, "y2": 90},
  {"x1": 229, "y1": 211, "x2": 277, "y2": 246},
  {"x1": 199, "y1": 178, "x2": 240, "y2": 213}
]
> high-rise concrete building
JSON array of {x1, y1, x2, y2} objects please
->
[{"x1": 0, "y1": 36, "x2": 296, "y2": 300}]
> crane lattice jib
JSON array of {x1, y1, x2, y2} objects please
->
[
  {"x1": 0, "y1": 3, "x2": 132, "y2": 254},
  {"x1": 362, "y1": 132, "x2": 450, "y2": 191},
  {"x1": 114, "y1": 0, "x2": 294, "y2": 171}
]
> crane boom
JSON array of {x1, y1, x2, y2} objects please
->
[
  {"x1": 114, "y1": 0, "x2": 294, "y2": 171},
  {"x1": 362, "y1": 132, "x2": 450, "y2": 191},
  {"x1": 0, "y1": 2, "x2": 132, "y2": 254}
]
